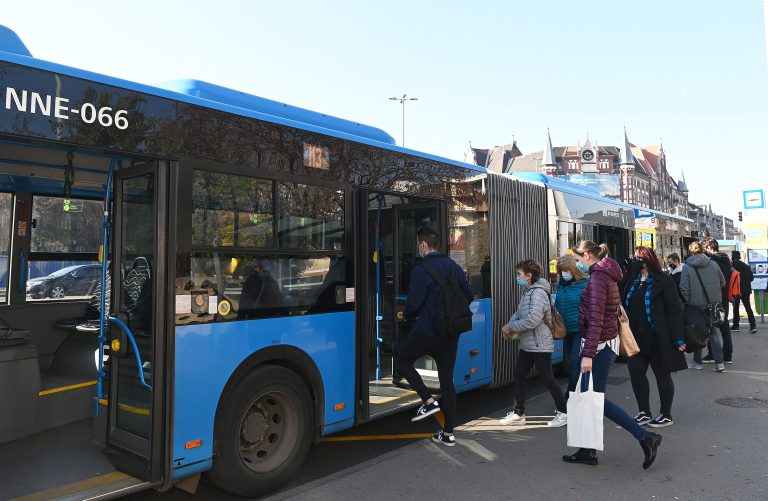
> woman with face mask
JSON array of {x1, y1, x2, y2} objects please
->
[
  {"x1": 554, "y1": 255, "x2": 589, "y2": 398},
  {"x1": 624, "y1": 246, "x2": 687, "y2": 429},
  {"x1": 562, "y1": 241, "x2": 662, "y2": 470},
  {"x1": 499, "y1": 259, "x2": 568, "y2": 428}
]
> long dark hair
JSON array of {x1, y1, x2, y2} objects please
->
[{"x1": 634, "y1": 246, "x2": 662, "y2": 273}]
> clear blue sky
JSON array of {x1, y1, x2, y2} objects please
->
[{"x1": 5, "y1": 0, "x2": 767, "y2": 221}]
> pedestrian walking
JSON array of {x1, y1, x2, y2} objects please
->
[
  {"x1": 731, "y1": 251, "x2": 757, "y2": 333},
  {"x1": 397, "y1": 227, "x2": 474, "y2": 447},
  {"x1": 666, "y1": 253, "x2": 683, "y2": 288},
  {"x1": 680, "y1": 241, "x2": 727, "y2": 372},
  {"x1": 499, "y1": 259, "x2": 568, "y2": 428},
  {"x1": 562, "y1": 240, "x2": 662, "y2": 470},
  {"x1": 553, "y1": 254, "x2": 589, "y2": 396},
  {"x1": 701, "y1": 238, "x2": 734, "y2": 363},
  {"x1": 624, "y1": 246, "x2": 687, "y2": 429}
]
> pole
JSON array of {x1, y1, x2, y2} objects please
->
[
  {"x1": 761, "y1": 290, "x2": 765, "y2": 324},
  {"x1": 401, "y1": 99, "x2": 405, "y2": 147}
]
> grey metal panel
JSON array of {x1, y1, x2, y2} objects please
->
[{"x1": 488, "y1": 174, "x2": 548, "y2": 387}]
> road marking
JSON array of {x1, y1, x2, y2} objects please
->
[
  {"x1": 7, "y1": 471, "x2": 130, "y2": 501},
  {"x1": 322, "y1": 433, "x2": 433, "y2": 442}
]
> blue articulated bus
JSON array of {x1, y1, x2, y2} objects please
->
[{"x1": 0, "y1": 26, "x2": 555, "y2": 499}]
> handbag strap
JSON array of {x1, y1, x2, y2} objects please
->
[
  {"x1": 692, "y1": 267, "x2": 713, "y2": 305},
  {"x1": 574, "y1": 371, "x2": 594, "y2": 394}
]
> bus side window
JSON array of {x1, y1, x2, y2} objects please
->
[{"x1": 27, "y1": 196, "x2": 102, "y2": 302}]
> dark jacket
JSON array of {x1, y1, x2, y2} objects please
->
[
  {"x1": 708, "y1": 252, "x2": 732, "y2": 303},
  {"x1": 554, "y1": 277, "x2": 588, "y2": 334},
  {"x1": 680, "y1": 254, "x2": 725, "y2": 307},
  {"x1": 404, "y1": 252, "x2": 474, "y2": 337},
  {"x1": 579, "y1": 257, "x2": 623, "y2": 359},
  {"x1": 624, "y1": 272, "x2": 688, "y2": 373},
  {"x1": 732, "y1": 259, "x2": 754, "y2": 294}
]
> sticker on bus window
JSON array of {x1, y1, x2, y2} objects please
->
[
  {"x1": 175, "y1": 294, "x2": 192, "y2": 314},
  {"x1": 209, "y1": 296, "x2": 218, "y2": 314},
  {"x1": 346, "y1": 288, "x2": 355, "y2": 303}
]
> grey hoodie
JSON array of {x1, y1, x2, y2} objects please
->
[
  {"x1": 680, "y1": 254, "x2": 725, "y2": 306},
  {"x1": 506, "y1": 277, "x2": 554, "y2": 353}
]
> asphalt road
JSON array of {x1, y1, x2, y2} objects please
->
[{"x1": 124, "y1": 378, "x2": 553, "y2": 501}]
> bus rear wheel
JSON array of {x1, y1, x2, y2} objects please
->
[{"x1": 208, "y1": 366, "x2": 314, "y2": 497}]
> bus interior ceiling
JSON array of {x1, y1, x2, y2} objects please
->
[{"x1": 0, "y1": 139, "x2": 126, "y2": 498}]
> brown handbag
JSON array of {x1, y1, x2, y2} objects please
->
[
  {"x1": 617, "y1": 304, "x2": 640, "y2": 357},
  {"x1": 545, "y1": 305, "x2": 567, "y2": 340}
]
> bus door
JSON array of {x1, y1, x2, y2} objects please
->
[
  {"x1": 363, "y1": 193, "x2": 445, "y2": 420},
  {"x1": 392, "y1": 202, "x2": 444, "y2": 380},
  {"x1": 599, "y1": 226, "x2": 630, "y2": 262},
  {"x1": 106, "y1": 162, "x2": 167, "y2": 480}
]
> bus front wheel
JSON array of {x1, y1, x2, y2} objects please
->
[{"x1": 208, "y1": 365, "x2": 314, "y2": 497}]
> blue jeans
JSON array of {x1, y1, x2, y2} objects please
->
[
  {"x1": 578, "y1": 346, "x2": 647, "y2": 442},
  {"x1": 694, "y1": 323, "x2": 724, "y2": 364},
  {"x1": 564, "y1": 333, "x2": 582, "y2": 395}
]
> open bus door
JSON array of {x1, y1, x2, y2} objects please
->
[
  {"x1": 103, "y1": 161, "x2": 168, "y2": 484},
  {"x1": 360, "y1": 192, "x2": 445, "y2": 420}
]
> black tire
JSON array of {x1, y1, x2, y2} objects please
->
[{"x1": 207, "y1": 365, "x2": 314, "y2": 497}]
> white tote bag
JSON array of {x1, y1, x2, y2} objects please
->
[{"x1": 566, "y1": 372, "x2": 605, "y2": 451}]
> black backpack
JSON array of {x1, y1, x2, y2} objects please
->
[{"x1": 419, "y1": 261, "x2": 473, "y2": 337}]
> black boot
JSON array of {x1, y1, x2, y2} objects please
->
[
  {"x1": 640, "y1": 432, "x2": 662, "y2": 469},
  {"x1": 562, "y1": 448, "x2": 598, "y2": 465}
]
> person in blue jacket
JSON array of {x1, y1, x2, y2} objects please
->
[{"x1": 554, "y1": 254, "x2": 589, "y2": 396}]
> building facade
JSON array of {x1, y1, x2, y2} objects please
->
[{"x1": 466, "y1": 130, "x2": 691, "y2": 217}]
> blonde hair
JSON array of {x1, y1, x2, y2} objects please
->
[
  {"x1": 557, "y1": 254, "x2": 587, "y2": 281},
  {"x1": 689, "y1": 241, "x2": 703, "y2": 255},
  {"x1": 572, "y1": 240, "x2": 610, "y2": 259}
]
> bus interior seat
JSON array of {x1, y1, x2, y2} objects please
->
[
  {"x1": 55, "y1": 271, "x2": 111, "y2": 333},
  {"x1": 0, "y1": 317, "x2": 31, "y2": 346}
]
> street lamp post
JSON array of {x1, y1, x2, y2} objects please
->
[{"x1": 389, "y1": 94, "x2": 418, "y2": 147}]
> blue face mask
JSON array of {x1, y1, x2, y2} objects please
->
[
  {"x1": 516, "y1": 276, "x2": 528, "y2": 287},
  {"x1": 576, "y1": 261, "x2": 588, "y2": 273},
  {"x1": 561, "y1": 271, "x2": 573, "y2": 281}
]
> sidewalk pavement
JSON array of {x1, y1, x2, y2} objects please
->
[{"x1": 267, "y1": 323, "x2": 768, "y2": 501}]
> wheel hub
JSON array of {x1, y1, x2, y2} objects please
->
[{"x1": 241, "y1": 408, "x2": 268, "y2": 445}]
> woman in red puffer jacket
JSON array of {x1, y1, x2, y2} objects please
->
[{"x1": 561, "y1": 241, "x2": 662, "y2": 471}]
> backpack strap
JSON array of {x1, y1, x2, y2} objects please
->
[
  {"x1": 692, "y1": 267, "x2": 713, "y2": 305},
  {"x1": 419, "y1": 261, "x2": 451, "y2": 289}
]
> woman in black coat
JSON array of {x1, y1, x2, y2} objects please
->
[{"x1": 624, "y1": 246, "x2": 688, "y2": 428}]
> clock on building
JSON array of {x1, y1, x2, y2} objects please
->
[{"x1": 581, "y1": 149, "x2": 595, "y2": 162}]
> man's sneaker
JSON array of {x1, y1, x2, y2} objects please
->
[
  {"x1": 724, "y1": 359, "x2": 734, "y2": 364},
  {"x1": 548, "y1": 411, "x2": 567, "y2": 428},
  {"x1": 633, "y1": 411, "x2": 652, "y2": 426},
  {"x1": 687, "y1": 360, "x2": 703, "y2": 370},
  {"x1": 431, "y1": 430, "x2": 455, "y2": 447},
  {"x1": 499, "y1": 411, "x2": 525, "y2": 426},
  {"x1": 648, "y1": 414, "x2": 674, "y2": 428},
  {"x1": 713, "y1": 363, "x2": 726, "y2": 373},
  {"x1": 731, "y1": 325, "x2": 740, "y2": 331},
  {"x1": 750, "y1": 328, "x2": 758, "y2": 334},
  {"x1": 411, "y1": 401, "x2": 440, "y2": 422},
  {"x1": 701, "y1": 354, "x2": 715, "y2": 364}
]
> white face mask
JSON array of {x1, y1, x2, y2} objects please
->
[{"x1": 561, "y1": 271, "x2": 573, "y2": 281}]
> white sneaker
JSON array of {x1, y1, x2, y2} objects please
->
[
  {"x1": 548, "y1": 411, "x2": 567, "y2": 428},
  {"x1": 687, "y1": 360, "x2": 703, "y2": 370},
  {"x1": 499, "y1": 411, "x2": 526, "y2": 426}
]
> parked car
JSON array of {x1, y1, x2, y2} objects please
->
[{"x1": 26, "y1": 264, "x2": 102, "y2": 299}]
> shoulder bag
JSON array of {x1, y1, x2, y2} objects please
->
[
  {"x1": 693, "y1": 267, "x2": 724, "y2": 327},
  {"x1": 617, "y1": 304, "x2": 640, "y2": 357}
]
